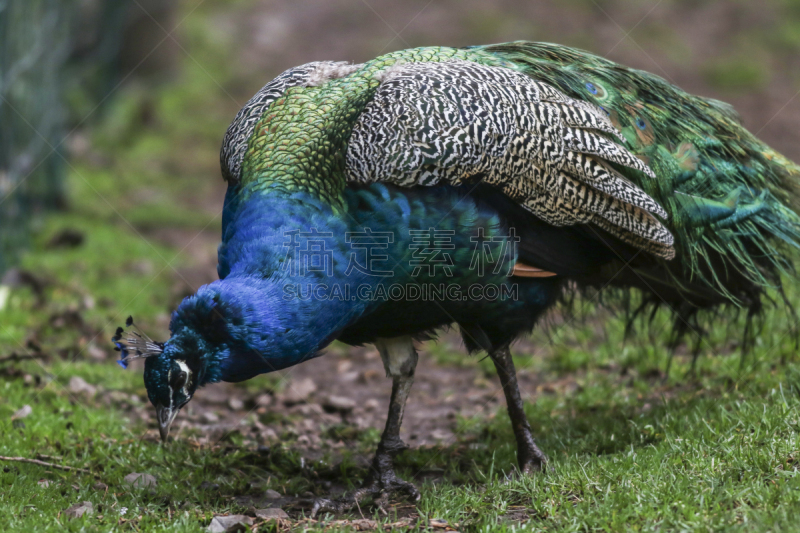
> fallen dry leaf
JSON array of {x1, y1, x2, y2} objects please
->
[
  {"x1": 207, "y1": 514, "x2": 253, "y2": 532},
  {"x1": 123, "y1": 472, "x2": 157, "y2": 488},
  {"x1": 11, "y1": 405, "x2": 32, "y2": 420},
  {"x1": 255, "y1": 508, "x2": 288, "y2": 520},
  {"x1": 64, "y1": 501, "x2": 93, "y2": 519},
  {"x1": 349, "y1": 518, "x2": 379, "y2": 530},
  {"x1": 69, "y1": 376, "x2": 97, "y2": 397}
]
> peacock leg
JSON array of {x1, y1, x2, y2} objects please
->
[
  {"x1": 311, "y1": 337, "x2": 420, "y2": 517},
  {"x1": 489, "y1": 346, "x2": 548, "y2": 473}
]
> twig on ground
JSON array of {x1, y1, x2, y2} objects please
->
[
  {"x1": 36, "y1": 453, "x2": 63, "y2": 462},
  {"x1": 0, "y1": 456, "x2": 100, "y2": 478}
]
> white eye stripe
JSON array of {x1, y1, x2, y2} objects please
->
[
  {"x1": 176, "y1": 360, "x2": 190, "y2": 376},
  {"x1": 175, "y1": 360, "x2": 192, "y2": 396}
]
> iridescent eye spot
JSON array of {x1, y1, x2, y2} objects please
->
[
  {"x1": 584, "y1": 81, "x2": 607, "y2": 99},
  {"x1": 635, "y1": 117, "x2": 647, "y2": 130}
]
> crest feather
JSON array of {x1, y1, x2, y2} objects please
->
[{"x1": 112, "y1": 316, "x2": 164, "y2": 368}]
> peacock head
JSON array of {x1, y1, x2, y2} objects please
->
[
  {"x1": 115, "y1": 280, "x2": 300, "y2": 441},
  {"x1": 114, "y1": 295, "x2": 232, "y2": 442},
  {"x1": 141, "y1": 346, "x2": 199, "y2": 443}
]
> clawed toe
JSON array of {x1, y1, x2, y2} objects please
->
[
  {"x1": 371, "y1": 478, "x2": 420, "y2": 503},
  {"x1": 310, "y1": 497, "x2": 342, "y2": 517},
  {"x1": 520, "y1": 458, "x2": 547, "y2": 475},
  {"x1": 309, "y1": 478, "x2": 420, "y2": 518}
]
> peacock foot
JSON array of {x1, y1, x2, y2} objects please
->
[
  {"x1": 310, "y1": 452, "x2": 420, "y2": 518},
  {"x1": 502, "y1": 453, "x2": 550, "y2": 484},
  {"x1": 517, "y1": 443, "x2": 549, "y2": 475}
]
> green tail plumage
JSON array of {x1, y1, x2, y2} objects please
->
[{"x1": 480, "y1": 42, "x2": 800, "y2": 314}]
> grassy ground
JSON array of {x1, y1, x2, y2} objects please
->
[
  {"x1": 4, "y1": 0, "x2": 800, "y2": 531},
  {"x1": 3, "y1": 266, "x2": 800, "y2": 532}
]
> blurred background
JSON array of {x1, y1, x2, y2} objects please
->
[{"x1": 3, "y1": 0, "x2": 800, "y2": 467}]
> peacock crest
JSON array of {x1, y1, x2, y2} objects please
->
[{"x1": 112, "y1": 316, "x2": 164, "y2": 368}]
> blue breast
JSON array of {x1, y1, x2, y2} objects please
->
[{"x1": 214, "y1": 182, "x2": 561, "y2": 380}]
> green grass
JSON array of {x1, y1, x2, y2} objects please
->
[
  {"x1": 4, "y1": 319, "x2": 800, "y2": 531},
  {"x1": 0, "y1": 366, "x2": 276, "y2": 532}
]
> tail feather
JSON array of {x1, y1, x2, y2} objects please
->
[{"x1": 479, "y1": 41, "x2": 800, "y2": 314}]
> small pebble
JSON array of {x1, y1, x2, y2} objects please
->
[
  {"x1": 254, "y1": 394, "x2": 272, "y2": 407},
  {"x1": 228, "y1": 397, "x2": 244, "y2": 411},
  {"x1": 260, "y1": 427, "x2": 278, "y2": 441},
  {"x1": 340, "y1": 371, "x2": 360, "y2": 382},
  {"x1": 291, "y1": 403, "x2": 323, "y2": 416},
  {"x1": 359, "y1": 369, "x2": 380, "y2": 382},
  {"x1": 201, "y1": 411, "x2": 220, "y2": 424},
  {"x1": 87, "y1": 343, "x2": 107, "y2": 361},
  {"x1": 280, "y1": 377, "x2": 317, "y2": 405},
  {"x1": 431, "y1": 429, "x2": 451, "y2": 441},
  {"x1": 322, "y1": 395, "x2": 356, "y2": 413}
]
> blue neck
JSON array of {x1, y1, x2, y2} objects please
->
[
  {"x1": 191, "y1": 182, "x2": 521, "y2": 382},
  {"x1": 204, "y1": 185, "x2": 375, "y2": 380}
]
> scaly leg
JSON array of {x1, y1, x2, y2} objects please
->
[
  {"x1": 489, "y1": 346, "x2": 548, "y2": 473},
  {"x1": 311, "y1": 336, "x2": 420, "y2": 517}
]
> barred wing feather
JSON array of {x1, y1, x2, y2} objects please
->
[{"x1": 346, "y1": 60, "x2": 675, "y2": 260}]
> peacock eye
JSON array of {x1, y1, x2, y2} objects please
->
[
  {"x1": 171, "y1": 370, "x2": 188, "y2": 390},
  {"x1": 585, "y1": 81, "x2": 607, "y2": 98},
  {"x1": 635, "y1": 117, "x2": 647, "y2": 130}
]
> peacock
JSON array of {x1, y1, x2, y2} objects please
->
[{"x1": 113, "y1": 42, "x2": 800, "y2": 513}]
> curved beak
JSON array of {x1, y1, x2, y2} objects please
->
[{"x1": 156, "y1": 403, "x2": 179, "y2": 443}]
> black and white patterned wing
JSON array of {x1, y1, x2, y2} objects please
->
[{"x1": 346, "y1": 60, "x2": 674, "y2": 259}]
